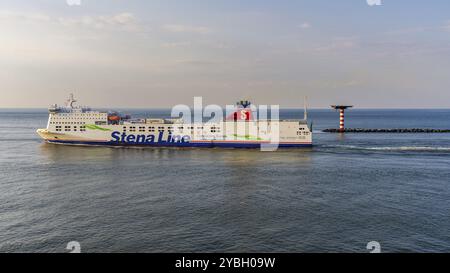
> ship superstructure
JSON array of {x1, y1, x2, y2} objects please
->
[{"x1": 37, "y1": 95, "x2": 312, "y2": 148}]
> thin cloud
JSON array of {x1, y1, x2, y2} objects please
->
[
  {"x1": 314, "y1": 37, "x2": 358, "y2": 52},
  {"x1": 0, "y1": 10, "x2": 138, "y2": 31},
  {"x1": 175, "y1": 59, "x2": 220, "y2": 66},
  {"x1": 443, "y1": 20, "x2": 450, "y2": 31},
  {"x1": 162, "y1": 24, "x2": 212, "y2": 34},
  {"x1": 58, "y1": 12, "x2": 139, "y2": 31},
  {"x1": 0, "y1": 10, "x2": 51, "y2": 22},
  {"x1": 299, "y1": 22, "x2": 311, "y2": 29},
  {"x1": 384, "y1": 26, "x2": 427, "y2": 35},
  {"x1": 161, "y1": 41, "x2": 192, "y2": 48}
]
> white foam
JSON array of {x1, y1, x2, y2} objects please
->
[{"x1": 322, "y1": 145, "x2": 450, "y2": 152}]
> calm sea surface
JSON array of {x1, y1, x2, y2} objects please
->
[{"x1": 0, "y1": 109, "x2": 450, "y2": 253}]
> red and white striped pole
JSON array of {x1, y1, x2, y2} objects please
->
[
  {"x1": 331, "y1": 105, "x2": 352, "y2": 132},
  {"x1": 339, "y1": 109, "x2": 345, "y2": 132}
]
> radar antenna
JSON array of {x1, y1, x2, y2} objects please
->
[{"x1": 236, "y1": 100, "x2": 251, "y2": 108}]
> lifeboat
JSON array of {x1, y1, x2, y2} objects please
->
[{"x1": 108, "y1": 115, "x2": 121, "y2": 121}]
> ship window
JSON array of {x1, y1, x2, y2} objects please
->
[{"x1": 123, "y1": 127, "x2": 127, "y2": 131}]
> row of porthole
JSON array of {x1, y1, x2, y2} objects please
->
[{"x1": 50, "y1": 122, "x2": 86, "y2": 125}]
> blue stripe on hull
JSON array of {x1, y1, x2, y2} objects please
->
[{"x1": 46, "y1": 140, "x2": 312, "y2": 149}]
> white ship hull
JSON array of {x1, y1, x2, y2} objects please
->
[
  {"x1": 37, "y1": 121, "x2": 312, "y2": 148},
  {"x1": 37, "y1": 96, "x2": 312, "y2": 149}
]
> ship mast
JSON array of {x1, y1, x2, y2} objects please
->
[{"x1": 303, "y1": 96, "x2": 308, "y2": 120}]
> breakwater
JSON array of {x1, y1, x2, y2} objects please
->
[{"x1": 323, "y1": 128, "x2": 450, "y2": 133}]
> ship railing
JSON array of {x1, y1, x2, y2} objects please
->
[{"x1": 225, "y1": 119, "x2": 308, "y2": 123}]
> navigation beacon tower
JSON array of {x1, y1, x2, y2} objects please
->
[{"x1": 331, "y1": 105, "x2": 353, "y2": 132}]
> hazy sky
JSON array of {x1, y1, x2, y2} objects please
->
[{"x1": 1, "y1": 0, "x2": 450, "y2": 108}]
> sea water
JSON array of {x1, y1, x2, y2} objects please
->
[{"x1": 0, "y1": 109, "x2": 449, "y2": 252}]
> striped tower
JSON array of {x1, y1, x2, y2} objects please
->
[
  {"x1": 339, "y1": 109, "x2": 345, "y2": 131},
  {"x1": 331, "y1": 105, "x2": 353, "y2": 133}
]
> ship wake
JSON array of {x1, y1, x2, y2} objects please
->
[{"x1": 320, "y1": 145, "x2": 450, "y2": 153}]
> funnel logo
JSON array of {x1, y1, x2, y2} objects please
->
[
  {"x1": 66, "y1": 0, "x2": 81, "y2": 6},
  {"x1": 367, "y1": 0, "x2": 382, "y2": 6}
]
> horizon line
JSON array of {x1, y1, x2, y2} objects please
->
[{"x1": 1, "y1": 107, "x2": 449, "y2": 110}]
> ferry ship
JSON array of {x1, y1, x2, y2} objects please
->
[{"x1": 36, "y1": 95, "x2": 312, "y2": 149}]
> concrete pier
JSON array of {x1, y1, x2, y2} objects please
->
[{"x1": 323, "y1": 128, "x2": 450, "y2": 133}]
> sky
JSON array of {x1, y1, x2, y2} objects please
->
[{"x1": 1, "y1": 0, "x2": 450, "y2": 108}]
